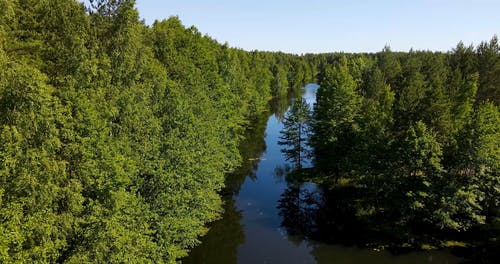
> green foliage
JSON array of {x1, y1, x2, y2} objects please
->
[
  {"x1": 0, "y1": 0, "x2": 314, "y2": 262},
  {"x1": 311, "y1": 38, "x2": 500, "y2": 238},
  {"x1": 356, "y1": 65, "x2": 395, "y2": 173},
  {"x1": 312, "y1": 56, "x2": 362, "y2": 175},
  {"x1": 462, "y1": 103, "x2": 500, "y2": 210},
  {"x1": 1, "y1": 0, "x2": 497, "y2": 259},
  {"x1": 401, "y1": 121, "x2": 444, "y2": 176},
  {"x1": 476, "y1": 36, "x2": 500, "y2": 104}
]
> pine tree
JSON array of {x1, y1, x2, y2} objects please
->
[
  {"x1": 279, "y1": 98, "x2": 311, "y2": 169},
  {"x1": 476, "y1": 36, "x2": 500, "y2": 105}
]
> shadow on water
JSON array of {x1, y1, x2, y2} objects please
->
[
  {"x1": 182, "y1": 196, "x2": 244, "y2": 264},
  {"x1": 276, "y1": 170, "x2": 467, "y2": 264},
  {"x1": 276, "y1": 175, "x2": 373, "y2": 248},
  {"x1": 184, "y1": 107, "x2": 271, "y2": 264},
  {"x1": 224, "y1": 113, "x2": 269, "y2": 196}
]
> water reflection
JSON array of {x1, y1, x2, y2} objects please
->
[
  {"x1": 270, "y1": 84, "x2": 308, "y2": 122},
  {"x1": 184, "y1": 107, "x2": 270, "y2": 264},
  {"x1": 183, "y1": 197, "x2": 244, "y2": 264},
  {"x1": 275, "y1": 175, "x2": 464, "y2": 264},
  {"x1": 277, "y1": 183, "x2": 320, "y2": 239},
  {"x1": 224, "y1": 114, "x2": 268, "y2": 196}
]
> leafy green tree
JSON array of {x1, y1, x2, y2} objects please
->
[
  {"x1": 457, "y1": 102, "x2": 500, "y2": 212},
  {"x1": 312, "y1": 56, "x2": 362, "y2": 177},
  {"x1": 271, "y1": 63, "x2": 290, "y2": 98},
  {"x1": 419, "y1": 53, "x2": 453, "y2": 142},
  {"x1": 377, "y1": 46, "x2": 402, "y2": 88},
  {"x1": 0, "y1": 49, "x2": 77, "y2": 263},
  {"x1": 356, "y1": 65, "x2": 395, "y2": 182},
  {"x1": 394, "y1": 121, "x2": 444, "y2": 223},
  {"x1": 444, "y1": 71, "x2": 478, "y2": 167},
  {"x1": 393, "y1": 56, "x2": 427, "y2": 131}
]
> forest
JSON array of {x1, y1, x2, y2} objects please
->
[
  {"x1": 0, "y1": 0, "x2": 314, "y2": 262},
  {"x1": 304, "y1": 40, "x2": 499, "y2": 255},
  {"x1": 0, "y1": 0, "x2": 498, "y2": 263}
]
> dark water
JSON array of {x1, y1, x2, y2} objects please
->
[{"x1": 184, "y1": 84, "x2": 464, "y2": 264}]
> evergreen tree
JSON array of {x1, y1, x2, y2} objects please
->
[
  {"x1": 279, "y1": 98, "x2": 311, "y2": 169},
  {"x1": 357, "y1": 65, "x2": 395, "y2": 175},
  {"x1": 476, "y1": 36, "x2": 500, "y2": 105}
]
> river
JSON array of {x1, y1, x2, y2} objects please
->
[{"x1": 184, "y1": 83, "x2": 464, "y2": 264}]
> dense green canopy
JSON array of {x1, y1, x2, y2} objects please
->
[
  {"x1": 0, "y1": 0, "x2": 314, "y2": 262},
  {"x1": 310, "y1": 40, "x2": 499, "y2": 244},
  {"x1": 0, "y1": 0, "x2": 498, "y2": 262}
]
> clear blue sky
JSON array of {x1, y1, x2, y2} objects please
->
[{"x1": 135, "y1": 0, "x2": 499, "y2": 54}]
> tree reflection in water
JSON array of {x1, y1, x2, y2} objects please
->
[
  {"x1": 184, "y1": 112, "x2": 270, "y2": 264},
  {"x1": 277, "y1": 184, "x2": 319, "y2": 239},
  {"x1": 277, "y1": 175, "x2": 401, "y2": 250}
]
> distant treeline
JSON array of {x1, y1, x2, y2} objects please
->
[
  {"x1": 311, "y1": 39, "x2": 499, "y2": 245},
  {"x1": 0, "y1": 0, "x2": 315, "y2": 263}
]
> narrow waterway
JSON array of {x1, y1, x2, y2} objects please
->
[{"x1": 184, "y1": 84, "x2": 464, "y2": 264}]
